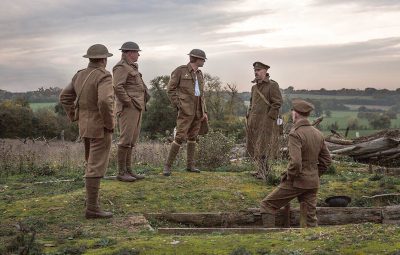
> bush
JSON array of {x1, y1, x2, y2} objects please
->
[{"x1": 197, "y1": 130, "x2": 234, "y2": 168}]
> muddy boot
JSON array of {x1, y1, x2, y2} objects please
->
[
  {"x1": 126, "y1": 147, "x2": 144, "y2": 180},
  {"x1": 85, "y1": 177, "x2": 113, "y2": 219},
  {"x1": 117, "y1": 146, "x2": 136, "y2": 182},
  {"x1": 186, "y1": 141, "x2": 200, "y2": 173},
  {"x1": 163, "y1": 141, "x2": 180, "y2": 176},
  {"x1": 261, "y1": 212, "x2": 275, "y2": 228}
]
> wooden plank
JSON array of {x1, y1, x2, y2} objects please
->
[
  {"x1": 157, "y1": 227, "x2": 302, "y2": 234},
  {"x1": 147, "y1": 207, "x2": 387, "y2": 227}
]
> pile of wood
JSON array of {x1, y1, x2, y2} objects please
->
[{"x1": 326, "y1": 129, "x2": 400, "y2": 167}]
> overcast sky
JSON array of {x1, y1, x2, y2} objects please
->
[{"x1": 1, "y1": 0, "x2": 399, "y2": 92}]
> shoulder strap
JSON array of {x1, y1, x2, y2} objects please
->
[
  {"x1": 255, "y1": 86, "x2": 271, "y2": 107},
  {"x1": 75, "y1": 68, "x2": 99, "y2": 106}
]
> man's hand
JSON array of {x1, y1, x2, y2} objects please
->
[
  {"x1": 104, "y1": 127, "x2": 114, "y2": 133},
  {"x1": 280, "y1": 171, "x2": 288, "y2": 182},
  {"x1": 202, "y1": 113, "x2": 208, "y2": 121}
]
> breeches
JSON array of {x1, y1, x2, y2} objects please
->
[
  {"x1": 118, "y1": 105, "x2": 142, "y2": 148},
  {"x1": 260, "y1": 186, "x2": 318, "y2": 227},
  {"x1": 83, "y1": 132, "x2": 112, "y2": 177}
]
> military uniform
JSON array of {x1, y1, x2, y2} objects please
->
[
  {"x1": 113, "y1": 43, "x2": 150, "y2": 182},
  {"x1": 246, "y1": 62, "x2": 283, "y2": 176},
  {"x1": 163, "y1": 49, "x2": 207, "y2": 176},
  {"x1": 260, "y1": 99, "x2": 332, "y2": 227},
  {"x1": 59, "y1": 44, "x2": 114, "y2": 219}
]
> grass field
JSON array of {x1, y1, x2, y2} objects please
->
[
  {"x1": 309, "y1": 111, "x2": 400, "y2": 138},
  {"x1": 29, "y1": 102, "x2": 57, "y2": 111},
  {"x1": 2, "y1": 139, "x2": 400, "y2": 254}
]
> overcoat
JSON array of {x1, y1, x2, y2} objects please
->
[{"x1": 246, "y1": 77, "x2": 283, "y2": 158}]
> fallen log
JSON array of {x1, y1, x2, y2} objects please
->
[
  {"x1": 354, "y1": 147, "x2": 400, "y2": 160},
  {"x1": 157, "y1": 227, "x2": 300, "y2": 234},
  {"x1": 146, "y1": 206, "x2": 393, "y2": 227},
  {"x1": 347, "y1": 137, "x2": 399, "y2": 156}
]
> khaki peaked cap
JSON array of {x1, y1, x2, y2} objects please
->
[
  {"x1": 253, "y1": 61, "x2": 270, "y2": 70},
  {"x1": 292, "y1": 99, "x2": 315, "y2": 114}
]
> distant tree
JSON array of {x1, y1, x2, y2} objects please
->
[
  {"x1": 204, "y1": 74, "x2": 224, "y2": 121},
  {"x1": 358, "y1": 106, "x2": 368, "y2": 112},
  {"x1": 369, "y1": 114, "x2": 391, "y2": 130},
  {"x1": 141, "y1": 75, "x2": 177, "y2": 139},
  {"x1": 347, "y1": 117, "x2": 360, "y2": 129},
  {"x1": 284, "y1": 86, "x2": 294, "y2": 94},
  {"x1": 325, "y1": 110, "x2": 331, "y2": 117}
]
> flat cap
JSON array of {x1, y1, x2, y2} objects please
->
[
  {"x1": 292, "y1": 99, "x2": 314, "y2": 114},
  {"x1": 253, "y1": 61, "x2": 270, "y2": 70}
]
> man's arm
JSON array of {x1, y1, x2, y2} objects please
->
[
  {"x1": 113, "y1": 65, "x2": 132, "y2": 107},
  {"x1": 318, "y1": 140, "x2": 332, "y2": 176},
  {"x1": 59, "y1": 80, "x2": 77, "y2": 122},
  {"x1": 286, "y1": 132, "x2": 302, "y2": 180},
  {"x1": 167, "y1": 68, "x2": 180, "y2": 108},
  {"x1": 267, "y1": 83, "x2": 283, "y2": 120},
  {"x1": 98, "y1": 73, "x2": 115, "y2": 132}
]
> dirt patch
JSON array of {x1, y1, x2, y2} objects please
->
[{"x1": 112, "y1": 215, "x2": 153, "y2": 232}]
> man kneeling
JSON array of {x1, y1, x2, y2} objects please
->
[{"x1": 260, "y1": 99, "x2": 331, "y2": 227}]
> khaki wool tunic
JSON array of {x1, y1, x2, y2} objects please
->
[
  {"x1": 59, "y1": 62, "x2": 114, "y2": 177},
  {"x1": 167, "y1": 63, "x2": 207, "y2": 144},
  {"x1": 246, "y1": 77, "x2": 283, "y2": 158},
  {"x1": 113, "y1": 57, "x2": 150, "y2": 147}
]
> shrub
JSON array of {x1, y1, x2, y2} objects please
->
[{"x1": 197, "y1": 130, "x2": 235, "y2": 168}]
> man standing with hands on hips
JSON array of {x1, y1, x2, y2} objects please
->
[
  {"x1": 113, "y1": 41, "x2": 150, "y2": 182},
  {"x1": 163, "y1": 49, "x2": 208, "y2": 176}
]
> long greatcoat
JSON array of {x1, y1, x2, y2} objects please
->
[{"x1": 246, "y1": 77, "x2": 283, "y2": 158}]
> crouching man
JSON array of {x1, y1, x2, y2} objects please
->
[{"x1": 260, "y1": 99, "x2": 331, "y2": 227}]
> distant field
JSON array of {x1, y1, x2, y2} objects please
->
[
  {"x1": 344, "y1": 104, "x2": 391, "y2": 111},
  {"x1": 284, "y1": 93, "x2": 374, "y2": 100},
  {"x1": 310, "y1": 110, "x2": 400, "y2": 138},
  {"x1": 29, "y1": 102, "x2": 57, "y2": 111}
]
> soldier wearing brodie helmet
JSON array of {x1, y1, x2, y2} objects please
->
[
  {"x1": 163, "y1": 49, "x2": 208, "y2": 176},
  {"x1": 113, "y1": 41, "x2": 150, "y2": 182},
  {"x1": 60, "y1": 44, "x2": 114, "y2": 219}
]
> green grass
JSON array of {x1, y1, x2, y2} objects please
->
[
  {"x1": 2, "y1": 161, "x2": 400, "y2": 254},
  {"x1": 29, "y1": 102, "x2": 57, "y2": 111}
]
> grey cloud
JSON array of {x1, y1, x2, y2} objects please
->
[
  {"x1": 313, "y1": 0, "x2": 400, "y2": 10},
  {"x1": 205, "y1": 37, "x2": 400, "y2": 91}
]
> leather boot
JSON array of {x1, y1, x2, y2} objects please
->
[
  {"x1": 85, "y1": 177, "x2": 113, "y2": 219},
  {"x1": 117, "y1": 146, "x2": 136, "y2": 182},
  {"x1": 261, "y1": 213, "x2": 275, "y2": 228},
  {"x1": 186, "y1": 141, "x2": 200, "y2": 173},
  {"x1": 126, "y1": 147, "x2": 144, "y2": 180},
  {"x1": 163, "y1": 141, "x2": 180, "y2": 176}
]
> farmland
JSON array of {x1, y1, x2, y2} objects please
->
[{"x1": 29, "y1": 102, "x2": 57, "y2": 111}]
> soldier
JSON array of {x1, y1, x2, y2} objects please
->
[
  {"x1": 260, "y1": 99, "x2": 332, "y2": 227},
  {"x1": 246, "y1": 62, "x2": 283, "y2": 179},
  {"x1": 163, "y1": 49, "x2": 208, "y2": 176},
  {"x1": 59, "y1": 44, "x2": 114, "y2": 219},
  {"x1": 113, "y1": 42, "x2": 150, "y2": 182}
]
